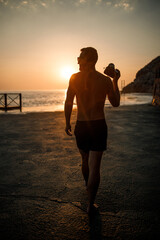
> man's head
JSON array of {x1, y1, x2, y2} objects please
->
[{"x1": 78, "y1": 47, "x2": 98, "y2": 71}]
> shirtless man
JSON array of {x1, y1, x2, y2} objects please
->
[{"x1": 64, "y1": 47, "x2": 120, "y2": 214}]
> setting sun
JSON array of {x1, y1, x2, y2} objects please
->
[{"x1": 60, "y1": 66, "x2": 75, "y2": 80}]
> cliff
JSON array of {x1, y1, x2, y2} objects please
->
[{"x1": 122, "y1": 56, "x2": 160, "y2": 93}]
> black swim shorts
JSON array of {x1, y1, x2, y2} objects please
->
[{"x1": 74, "y1": 119, "x2": 108, "y2": 152}]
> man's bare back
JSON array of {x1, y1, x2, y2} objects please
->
[{"x1": 66, "y1": 69, "x2": 119, "y2": 122}]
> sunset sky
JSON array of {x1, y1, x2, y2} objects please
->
[{"x1": 0, "y1": 0, "x2": 160, "y2": 90}]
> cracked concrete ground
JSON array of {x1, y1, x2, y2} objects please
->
[{"x1": 0, "y1": 104, "x2": 160, "y2": 239}]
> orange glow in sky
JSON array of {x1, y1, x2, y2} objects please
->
[{"x1": 0, "y1": 0, "x2": 159, "y2": 90}]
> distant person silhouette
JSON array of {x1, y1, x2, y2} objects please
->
[{"x1": 64, "y1": 47, "x2": 120, "y2": 214}]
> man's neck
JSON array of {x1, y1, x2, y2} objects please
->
[{"x1": 80, "y1": 65, "x2": 96, "y2": 72}]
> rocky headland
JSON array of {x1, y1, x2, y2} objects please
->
[{"x1": 122, "y1": 56, "x2": 160, "y2": 93}]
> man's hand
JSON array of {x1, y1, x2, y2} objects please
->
[
  {"x1": 113, "y1": 69, "x2": 121, "y2": 82},
  {"x1": 108, "y1": 68, "x2": 120, "y2": 107},
  {"x1": 65, "y1": 124, "x2": 72, "y2": 136}
]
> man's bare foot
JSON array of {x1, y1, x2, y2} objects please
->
[{"x1": 87, "y1": 203, "x2": 99, "y2": 215}]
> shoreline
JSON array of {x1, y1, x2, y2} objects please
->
[
  {"x1": 0, "y1": 92, "x2": 153, "y2": 115},
  {"x1": 0, "y1": 102, "x2": 153, "y2": 115}
]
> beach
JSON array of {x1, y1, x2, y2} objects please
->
[{"x1": 0, "y1": 104, "x2": 160, "y2": 239}]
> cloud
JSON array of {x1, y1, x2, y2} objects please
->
[
  {"x1": 114, "y1": 0, "x2": 134, "y2": 11},
  {"x1": 0, "y1": 0, "x2": 51, "y2": 9},
  {"x1": 79, "y1": 0, "x2": 86, "y2": 3},
  {"x1": 0, "y1": 0, "x2": 136, "y2": 18},
  {"x1": 41, "y1": 2, "x2": 47, "y2": 8},
  {"x1": 0, "y1": 0, "x2": 134, "y2": 10},
  {"x1": 0, "y1": 0, "x2": 8, "y2": 5},
  {"x1": 22, "y1": 1, "x2": 28, "y2": 4},
  {"x1": 106, "y1": 1, "x2": 112, "y2": 6}
]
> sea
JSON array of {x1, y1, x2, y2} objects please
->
[{"x1": 0, "y1": 90, "x2": 153, "y2": 114}]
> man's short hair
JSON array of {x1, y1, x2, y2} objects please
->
[{"x1": 80, "y1": 47, "x2": 98, "y2": 64}]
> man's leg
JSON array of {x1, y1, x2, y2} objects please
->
[
  {"x1": 79, "y1": 149, "x2": 89, "y2": 186},
  {"x1": 87, "y1": 151, "x2": 103, "y2": 213}
]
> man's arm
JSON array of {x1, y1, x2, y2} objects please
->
[
  {"x1": 64, "y1": 76, "x2": 75, "y2": 136},
  {"x1": 108, "y1": 70, "x2": 121, "y2": 107}
]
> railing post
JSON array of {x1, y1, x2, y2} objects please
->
[
  {"x1": 19, "y1": 93, "x2": 22, "y2": 112},
  {"x1": 4, "y1": 94, "x2": 7, "y2": 112}
]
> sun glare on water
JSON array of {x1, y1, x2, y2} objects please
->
[{"x1": 60, "y1": 66, "x2": 75, "y2": 80}]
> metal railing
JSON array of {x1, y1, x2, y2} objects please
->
[{"x1": 0, "y1": 93, "x2": 22, "y2": 112}]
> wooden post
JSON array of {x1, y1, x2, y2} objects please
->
[
  {"x1": 4, "y1": 94, "x2": 7, "y2": 112},
  {"x1": 19, "y1": 93, "x2": 22, "y2": 112}
]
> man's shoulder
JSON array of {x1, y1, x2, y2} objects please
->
[
  {"x1": 96, "y1": 71, "x2": 112, "y2": 86},
  {"x1": 96, "y1": 71, "x2": 111, "y2": 81},
  {"x1": 70, "y1": 72, "x2": 81, "y2": 81}
]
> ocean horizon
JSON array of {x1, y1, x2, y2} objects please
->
[{"x1": 0, "y1": 90, "x2": 153, "y2": 114}]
